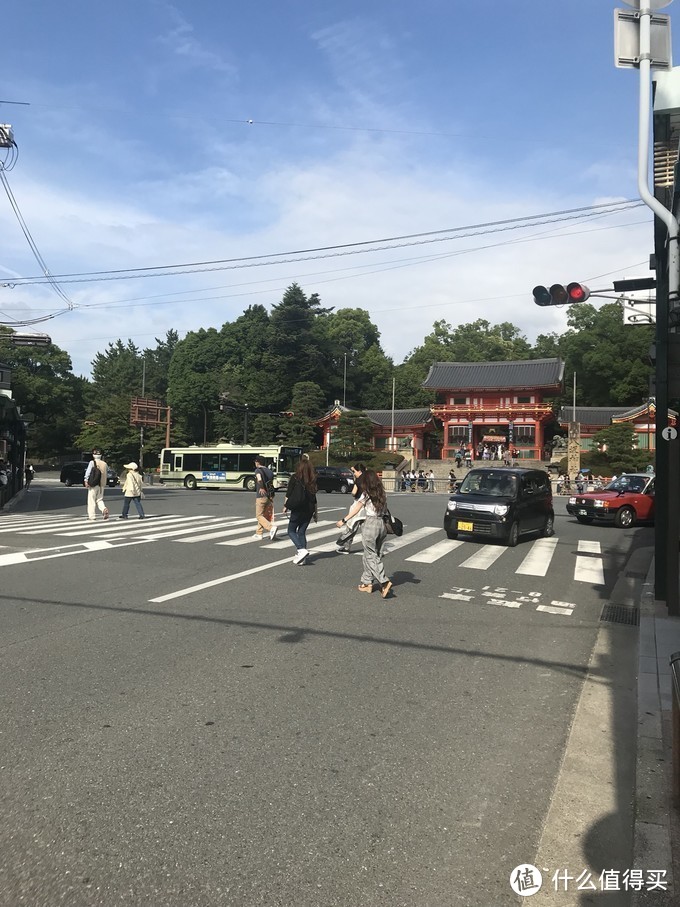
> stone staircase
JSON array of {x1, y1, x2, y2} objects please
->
[{"x1": 412, "y1": 457, "x2": 549, "y2": 478}]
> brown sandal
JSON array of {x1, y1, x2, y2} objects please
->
[
  {"x1": 357, "y1": 584, "x2": 373, "y2": 593},
  {"x1": 380, "y1": 580, "x2": 393, "y2": 599}
]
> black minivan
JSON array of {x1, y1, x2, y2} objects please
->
[{"x1": 443, "y1": 467, "x2": 554, "y2": 546}]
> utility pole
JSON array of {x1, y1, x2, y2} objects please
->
[
  {"x1": 617, "y1": 0, "x2": 679, "y2": 613},
  {"x1": 139, "y1": 358, "x2": 146, "y2": 471}
]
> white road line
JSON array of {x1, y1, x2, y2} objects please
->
[
  {"x1": 267, "y1": 523, "x2": 338, "y2": 550},
  {"x1": 0, "y1": 537, "x2": 154, "y2": 567},
  {"x1": 107, "y1": 519, "x2": 237, "y2": 542},
  {"x1": 440, "y1": 592, "x2": 474, "y2": 601},
  {"x1": 515, "y1": 537, "x2": 559, "y2": 576},
  {"x1": 380, "y1": 526, "x2": 440, "y2": 554},
  {"x1": 22, "y1": 513, "x2": 181, "y2": 535},
  {"x1": 574, "y1": 555, "x2": 605, "y2": 586},
  {"x1": 0, "y1": 518, "x2": 85, "y2": 533},
  {"x1": 217, "y1": 519, "x2": 333, "y2": 547},
  {"x1": 150, "y1": 537, "x2": 344, "y2": 603},
  {"x1": 537, "y1": 604, "x2": 575, "y2": 615},
  {"x1": 578, "y1": 540, "x2": 601, "y2": 554},
  {"x1": 406, "y1": 538, "x2": 464, "y2": 563},
  {"x1": 178, "y1": 515, "x2": 281, "y2": 543},
  {"x1": 460, "y1": 545, "x2": 507, "y2": 570},
  {"x1": 42, "y1": 515, "x2": 207, "y2": 537}
]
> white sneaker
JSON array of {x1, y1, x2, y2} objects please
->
[
  {"x1": 269, "y1": 525, "x2": 279, "y2": 541},
  {"x1": 293, "y1": 549, "x2": 309, "y2": 565},
  {"x1": 251, "y1": 534, "x2": 264, "y2": 541}
]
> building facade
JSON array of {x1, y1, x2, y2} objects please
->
[
  {"x1": 557, "y1": 400, "x2": 675, "y2": 453},
  {"x1": 316, "y1": 404, "x2": 438, "y2": 460},
  {"x1": 422, "y1": 358, "x2": 565, "y2": 461}
]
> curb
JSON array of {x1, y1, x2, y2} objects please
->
[{"x1": 632, "y1": 559, "x2": 675, "y2": 905}]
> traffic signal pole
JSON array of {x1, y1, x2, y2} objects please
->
[{"x1": 635, "y1": 0, "x2": 680, "y2": 613}]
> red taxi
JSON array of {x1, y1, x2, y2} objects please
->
[{"x1": 566, "y1": 473, "x2": 655, "y2": 528}]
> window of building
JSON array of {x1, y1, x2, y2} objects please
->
[
  {"x1": 453, "y1": 396, "x2": 467, "y2": 405},
  {"x1": 516, "y1": 395, "x2": 533, "y2": 404}
]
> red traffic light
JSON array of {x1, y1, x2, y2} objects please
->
[
  {"x1": 533, "y1": 283, "x2": 591, "y2": 306},
  {"x1": 566, "y1": 282, "x2": 590, "y2": 303}
]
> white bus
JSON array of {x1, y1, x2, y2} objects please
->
[{"x1": 159, "y1": 443, "x2": 303, "y2": 491}]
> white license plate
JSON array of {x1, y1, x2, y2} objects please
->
[{"x1": 578, "y1": 509, "x2": 587, "y2": 516}]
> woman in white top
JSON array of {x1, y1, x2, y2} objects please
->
[
  {"x1": 120, "y1": 462, "x2": 145, "y2": 519},
  {"x1": 335, "y1": 469, "x2": 392, "y2": 598}
]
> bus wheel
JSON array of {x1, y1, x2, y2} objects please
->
[
  {"x1": 184, "y1": 475, "x2": 197, "y2": 490},
  {"x1": 244, "y1": 477, "x2": 257, "y2": 492}
]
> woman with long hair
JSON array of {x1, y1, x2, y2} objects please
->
[
  {"x1": 283, "y1": 455, "x2": 318, "y2": 565},
  {"x1": 335, "y1": 462, "x2": 366, "y2": 554},
  {"x1": 335, "y1": 468, "x2": 393, "y2": 598}
]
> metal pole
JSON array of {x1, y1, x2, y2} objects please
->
[
  {"x1": 391, "y1": 376, "x2": 396, "y2": 452},
  {"x1": 636, "y1": 0, "x2": 680, "y2": 611},
  {"x1": 573, "y1": 371, "x2": 576, "y2": 422},
  {"x1": 140, "y1": 358, "x2": 146, "y2": 470},
  {"x1": 343, "y1": 353, "x2": 347, "y2": 408}
]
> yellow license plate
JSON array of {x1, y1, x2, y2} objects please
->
[{"x1": 457, "y1": 521, "x2": 473, "y2": 532}]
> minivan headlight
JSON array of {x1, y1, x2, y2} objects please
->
[
  {"x1": 493, "y1": 504, "x2": 509, "y2": 516},
  {"x1": 447, "y1": 500, "x2": 457, "y2": 511}
]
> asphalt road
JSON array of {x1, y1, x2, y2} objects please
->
[{"x1": 0, "y1": 477, "x2": 650, "y2": 906}]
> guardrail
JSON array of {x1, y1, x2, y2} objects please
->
[{"x1": 671, "y1": 651, "x2": 680, "y2": 806}]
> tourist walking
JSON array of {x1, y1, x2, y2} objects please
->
[
  {"x1": 84, "y1": 449, "x2": 110, "y2": 521},
  {"x1": 336, "y1": 463, "x2": 366, "y2": 553},
  {"x1": 252, "y1": 455, "x2": 278, "y2": 541},
  {"x1": 335, "y1": 469, "x2": 393, "y2": 599},
  {"x1": 282, "y1": 455, "x2": 317, "y2": 565},
  {"x1": 119, "y1": 461, "x2": 145, "y2": 519}
]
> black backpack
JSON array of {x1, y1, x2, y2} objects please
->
[
  {"x1": 87, "y1": 464, "x2": 102, "y2": 487},
  {"x1": 256, "y1": 466, "x2": 276, "y2": 499}
]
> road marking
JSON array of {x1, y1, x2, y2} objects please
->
[
  {"x1": 0, "y1": 537, "x2": 154, "y2": 566},
  {"x1": 460, "y1": 545, "x2": 507, "y2": 570},
  {"x1": 516, "y1": 537, "x2": 559, "y2": 576},
  {"x1": 380, "y1": 526, "x2": 440, "y2": 554},
  {"x1": 537, "y1": 600, "x2": 575, "y2": 615},
  {"x1": 440, "y1": 591, "x2": 474, "y2": 601},
  {"x1": 406, "y1": 538, "x2": 464, "y2": 563},
  {"x1": 578, "y1": 539, "x2": 601, "y2": 554},
  {"x1": 22, "y1": 514, "x2": 183, "y2": 535},
  {"x1": 574, "y1": 555, "x2": 605, "y2": 586}
]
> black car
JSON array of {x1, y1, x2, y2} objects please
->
[
  {"x1": 443, "y1": 467, "x2": 554, "y2": 547},
  {"x1": 314, "y1": 466, "x2": 354, "y2": 494},
  {"x1": 60, "y1": 461, "x2": 119, "y2": 487}
]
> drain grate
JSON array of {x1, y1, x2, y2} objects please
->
[{"x1": 600, "y1": 604, "x2": 640, "y2": 626}]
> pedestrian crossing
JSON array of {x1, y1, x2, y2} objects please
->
[{"x1": 0, "y1": 511, "x2": 607, "y2": 584}]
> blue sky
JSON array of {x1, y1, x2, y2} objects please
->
[{"x1": 0, "y1": 0, "x2": 661, "y2": 377}]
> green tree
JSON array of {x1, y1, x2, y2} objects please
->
[
  {"x1": 558, "y1": 302, "x2": 653, "y2": 406},
  {"x1": 167, "y1": 328, "x2": 226, "y2": 443},
  {"x1": 591, "y1": 422, "x2": 650, "y2": 474},
  {"x1": 333, "y1": 410, "x2": 373, "y2": 459},
  {"x1": 280, "y1": 381, "x2": 325, "y2": 448},
  {"x1": 0, "y1": 329, "x2": 86, "y2": 459}
]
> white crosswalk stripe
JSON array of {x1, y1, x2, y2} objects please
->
[{"x1": 0, "y1": 514, "x2": 608, "y2": 592}]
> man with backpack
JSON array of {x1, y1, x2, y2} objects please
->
[
  {"x1": 83, "y1": 449, "x2": 110, "y2": 521},
  {"x1": 252, "y1": 456, "x2": 278, "y2": 541}
]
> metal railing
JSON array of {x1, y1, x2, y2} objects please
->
[{"x1": 671, "y1": 651, "x2": 680, "y2": 806}]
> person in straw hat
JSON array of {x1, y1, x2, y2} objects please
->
[{"x1": 119, "y1": 461, "x2": 145, "y2": 520}]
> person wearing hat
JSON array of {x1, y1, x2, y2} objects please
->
[{"x1": 119, "y1": 461, "x2": 145, "y2": 519}]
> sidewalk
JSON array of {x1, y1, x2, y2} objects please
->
[{"x1": 633, "y1": 562, "x2": 680, "y2": 905}]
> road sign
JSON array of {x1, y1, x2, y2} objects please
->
[
  {"x1": 662, "y1": 426, "x2": 678, "y2": 441},
  {"x1": 615, "y1": 10, "x2": 672, "y2": 70}
]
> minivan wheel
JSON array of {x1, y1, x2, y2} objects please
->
[
  {"x1": 64, "y1": 478, "x2": 72, "y2": 487},
  {"x1": 614, "y1": 506, "x2": 635, "y2": 529},
  {"x1": 184, "y1": 474, "x2": 198, "y2": 490},
  {"x1": 445, "y1": 529, "x2": 458, "y2": 540},
  {"x1": 506, "y1": 521, "x2": 520, "y2": 547},
  {"x1": 543, "y1": 514, "x2": 555, "y2": 537},
  {"x1": 339, "y1": 483, "x2": 349, "y2": 494}
]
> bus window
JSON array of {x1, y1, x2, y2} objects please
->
[
  {"x1": 174, "y1": 456, "x2": 182, "y2": 470},
  {"x1": 162, "y1": 450, "x2": 173, "y2": 465},
  {"x1": 183, "y1": 453, "x2": 201, "y2": 471},
  {"x1": 239, "y1": 453, "x2": 258, "y2": 472},
  {"x1": 202, "y1": 453, "x2": 220, "y2": 472},
  {"x1": 220, "y1": 453, "x2": 239, "y2": 472}
]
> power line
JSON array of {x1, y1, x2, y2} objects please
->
[{"x1": 6, "y1": 199, "x2": 644, "y2": 287}]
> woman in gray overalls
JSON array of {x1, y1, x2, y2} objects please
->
[{"x1": 335, "y1": 469, "x2": 393, "y2": 599}]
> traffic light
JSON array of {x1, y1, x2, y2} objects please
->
[{"x1": 532, "y1": 283, "x2": 590, "y2": 306}]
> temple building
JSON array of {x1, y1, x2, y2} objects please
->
[
  {"x1": 557, "y1": 400, "x2": 674, "y2": 454},
  {"x1": 422, "y1": 358, "x2": 564, "y2": 461},
  {"x1": 315, "y1": 403, "x2": 438, "y2": 460}
]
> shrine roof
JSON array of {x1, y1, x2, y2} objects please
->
[{"x1": 422, "y1": 358, "x2": 564, "y2": 391}]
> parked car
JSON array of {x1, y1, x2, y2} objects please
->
[
  {"x1": 444, "y1": 467, "x2": 554, "y2": 547},
  {"x1": 60, "y1": 461, "x2": 119, "y2": 487},
  {"x1": 314, "y1": 466, "x2": 354, "y2": 494},
  {"x1": 566, "y1": 473, "x2": 655, "y2": 527}
]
